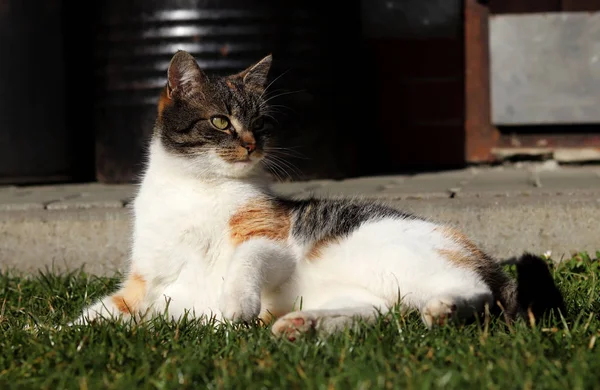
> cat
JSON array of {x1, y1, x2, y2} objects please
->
[{"x1": 71, "y1": 51, "x2": 564, "y2": 339}]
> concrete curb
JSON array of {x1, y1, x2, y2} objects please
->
[{"x1": 1, "y1": 192, "x2": 598, "y2": 276}]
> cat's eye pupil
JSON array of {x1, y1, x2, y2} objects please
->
[{"x1": 210, "y1": 116, "x2": 230, "y2": 130}]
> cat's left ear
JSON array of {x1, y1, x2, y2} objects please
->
[
  {"x1": 235, "y1": 54, "x2": 272, "y2": 90},
  {"x1": 167, "y1": 50, "x2": 206, "y2": 99}
]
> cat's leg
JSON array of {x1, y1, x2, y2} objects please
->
[
  {"x1": 219, "y1": 238, "x2": 297, "y2": 322},
  {"x1": 420, "y1": 286, "x2": 494, "y2": 328},
  {"x1": 271, "y1": 294, "x2": 389, "y2": 341},
  {"x1": 70, "y1": 271, "x2": 149, "y2": 325},
  {"x1": 299, "y1": 222, "x2": 498, "y2": 329},
  {"x1": 272, "y1": 306, "x2": 381, "y2": 341}
]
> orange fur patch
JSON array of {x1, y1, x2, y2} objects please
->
[
  {"x1": 437, "y1": 248, "x2": 475, "y2": 267},
  {"x1": 157, "y1": 86, "x2": 172, "y2": 118},
  {"x1": 445, "y1": 228, "x2": 484, "y2": 255},
  {"x1": 111, "y1": 273, "x2": 147, "y2": 314},
  {"x1": 225, "y1": 79, "x2": 237, "y2": 90},
  {"x1": 436, "y1": 226, "x2": 516, "y2": 312},
  {"x1": 258, "y1": 308, "x2": 287, "y2": 324},
  {"x1": 217, "y1": 146, "x2": 249, "y2": 162},
  {"x1": 437, "y1": 227, "x2": 489, "y2": 269},
  {"x1": 240, "y1": 131, "x2": 256, "y2": 146},
  {"x1": 306, "y1": 237, "x2": 340, "y2": 260},
  {"x1": 229, "y1": 199, "x2": 291, "y2": 246}
]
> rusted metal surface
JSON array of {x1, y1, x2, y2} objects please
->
[
  {"x1": 493, "y1": 133, "x2": 600, "y2": 162},
  {"x1": 487, "y1": 0, "x2": 600, "y2": 15},
  {"x1": 464, "y1": 0, "x2": 600, "y2": 163},
  {"x1": 490, "y1": 0, "x2": 560, "y2": 14},
  {"x1": 464, "y1": 0, "x2": 498, "y2": 162},
  {"x1": 496, "y1": 133, "x2": 600, "y2": 149}
]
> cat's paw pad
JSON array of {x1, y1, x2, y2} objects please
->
[
  {"x1": 219, "y1": 291, "x2": 261, "y2": 323},
  {"x1": 422, "y1": 297, "x2": 458, "y2": 328},
  {"x1": 271, "y1": 312, "x2": 317, "y2": 341}
]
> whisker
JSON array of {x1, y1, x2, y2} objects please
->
[
  {"x1": 261, "y1": 162, "x2": 279, "y2": 182},
  {"x1": 261, "y1": 159, "x2": 288, "y2": 182},
  {"x1": 265, "y1": 157, "x2": 294, "y2": 181},
  {"x1": 260, "y1": 89, "x2": 305, "y2": 107},
  {"x1": 262, "y1": 87, "x2": 288, "y2": 98},
  {"x1": 265, "y1": 147, "x2": 309, "y2": 160},
  {"x1": 267, "y1": 145, "x2": 304, "y2": 151},
  {"x1": 269, "y1": 150, "x2": 308, "y2": 160},
  {"x1": 267, "y1": 104, "x2": 294, "y2": 110},
  {"x1": 268, "y1": 151, "x2": 309, "y2": 161},
  {"x1": 265, "y1": 104, "x2": 297, "y2": 115},
  {"x1": 260, "y1": 69, "x2": 292, "y2": 100},
  {"x1": 266, "y1": 154, "x2": 303, "y2": 179},
  {"x1": 262, "y1": 113, "x2": 280, "y2": 125}
]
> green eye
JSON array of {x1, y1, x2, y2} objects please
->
[{"x1": 210, "y1": 116, "x2": 230, "y2": 130}]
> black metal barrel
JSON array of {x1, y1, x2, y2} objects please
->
[
  {"x1": 0, "y1": 0, "x2": 80, "y2": 184},
  {"x1": 94, "y1": 0, "x2": 361, "y2": 182}
]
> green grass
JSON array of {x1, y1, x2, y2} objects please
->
[{"x1": 1, "y1": 253, "x2": 599, "y2": 390}]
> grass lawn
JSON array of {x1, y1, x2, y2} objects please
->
[{"x1": 1, "y1": 253, "x2": 598, "y2": 390}]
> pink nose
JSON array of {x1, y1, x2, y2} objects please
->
[{"x1": 243, "y1": 142, "x2": 256, "y2": 154}]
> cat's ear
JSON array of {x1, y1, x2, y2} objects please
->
[
  {"x1": 235, "y1": 54, "x2": 272, "y2": 90},
  {"x1": 167, "y1": 50, "x2": 205, "y2": 98}
]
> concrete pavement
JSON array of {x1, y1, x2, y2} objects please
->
[{"x1": 1, "y1": 163, "x2": 599, "y2": 275}]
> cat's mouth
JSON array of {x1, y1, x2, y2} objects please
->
[
  {"x1": 232, "y1": 153, "x2": 263, "y2": 165},
  {"x1": 217, "y1": 146, "x2": 262, "y2": 164},
  {"x1": 229, "y1": 150, "x2": 264, "y2": 165}
]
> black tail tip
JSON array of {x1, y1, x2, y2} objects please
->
[{"x1": 513, "y1": 253, "x2": 566, "y2": 319}]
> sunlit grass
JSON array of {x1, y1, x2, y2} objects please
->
[{"x1": 0, "y1": 252, "x2": 598, "y2": 389}]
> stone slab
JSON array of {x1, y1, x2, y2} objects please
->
[
  {"x1": 538, "y1": 168, "x2": 600, "y2": 190},
  {"x1": 1, "y1": 194, "x2": 599, "y2": 276},
  {"x1": 0, "y1": 209, "x2": 132, "y2": 275},
  {"x1": 1, "y1": 166, "x2": 599, "y2": 276},
  {"x1": 0, "y1": 190, "x2": 72, "y2": 211},
  {"x1": 46, "y1": 186, "x2": 136, "y2": 210},
  {"x1": 47, "y1": 196, "x2": 125, "y2": 210}
]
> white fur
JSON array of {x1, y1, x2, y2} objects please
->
[{"x1": 74, "y1": 139, "x2": 494, "y2": 336}]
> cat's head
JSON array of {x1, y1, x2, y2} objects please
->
[{"x1": 154, "y1": 50, "x2": 273, "y2": 178}]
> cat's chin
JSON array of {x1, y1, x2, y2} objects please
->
[
  {"x1": 232, "y1": 160, "x2": 253, "y2": 168},
  {"x1": 224, "y1": 159, "x2": 263, "y2": 178},
  {"x1": 155, "y1": 145, "x2": 264, "y2": 180},
  {"x1": 190, "y1": 152, "x2": 263, "y2": 179}
]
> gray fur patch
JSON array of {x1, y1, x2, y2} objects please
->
[{"x1": 281, "y1": 197, "x2": 417, "y2": 245}]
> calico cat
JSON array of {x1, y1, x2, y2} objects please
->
[{"x1": 72, "y1": 51, "x2": 564, "y2": 339}]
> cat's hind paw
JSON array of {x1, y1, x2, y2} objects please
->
[
  {"x1": 271, "y1": 311, "x2": 317, "y2": 341},
  {"x1": 422, "y1": 296, "x2": 458, "y2": 328}
]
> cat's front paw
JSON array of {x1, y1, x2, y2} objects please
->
[{"x1": 219, "y1": 290, "x2": 261, "y2": 323}]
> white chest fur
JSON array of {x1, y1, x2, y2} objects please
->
[{"x1": 128, "y1": 142, "x2": 266, "y2": 319}]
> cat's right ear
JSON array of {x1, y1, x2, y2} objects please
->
[{"x1": 166, "y1": 50, "x2": 205, "y2": 99}]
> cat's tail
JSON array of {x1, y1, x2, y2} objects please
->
[{"x1": 496, "y1": 253, "x2": 566, "y2": 322}]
